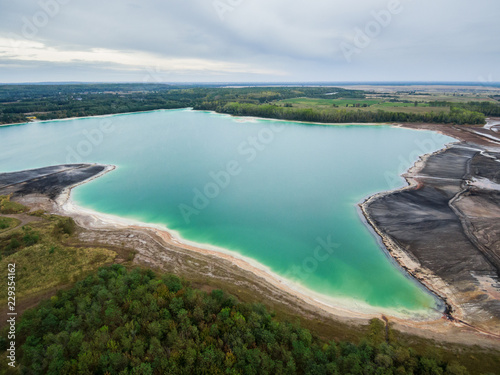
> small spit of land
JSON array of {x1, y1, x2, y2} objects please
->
[{"x1": 0, "y1": 164, "x2": 107, "y2": 199}]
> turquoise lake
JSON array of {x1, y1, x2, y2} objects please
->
[{"x1": 0, "y1": 109, "x2": 454, "y2": 315}]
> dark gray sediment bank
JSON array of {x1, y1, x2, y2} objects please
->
[
  {"x1": 0, "y1": 164, "x2": 108, "y2": 200},
  {"x1": 363, "y1": 141, "x2": 500, "y2": 335}
]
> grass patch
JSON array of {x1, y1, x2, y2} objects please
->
[
  {"x1": 28, "y1": 209, "x2": 46, "y2": 217},
  {"x1": 375, "y1": 102, "x2": 421, "y2": 107},
  {"x1": 280, "y1": 97, "x2": 379, "y2": 107},
  {"x1": 0, "y1": 244, "x2": 116, "y2": 304},
  {"x1": 0, "y1": 212, "x2": 117, "y2": 307},
  {"x1": 0, "y1": 195, "x2": 29, "y2": 214},
  {"x1": 391, "y1": 330, "x2": 500, "y2": 375},
  {"x1": 0, "y1": 217, "x2": 20, "y2": 233},
  {"x1": 372, "y1": 104, "x2": 451, "y2": 114},
  {"x1": 0, "y1": 226, "x2": 41, "y2": 257},
  {"x1": 53, "y1": 217, "x2": 76, "y2": 237},
  {"x1": 397, "y1": 93, "x2": 497, "y2": 104},
  {"x1": 277, "y1": 98, "x2": 450, "y2": 115}
]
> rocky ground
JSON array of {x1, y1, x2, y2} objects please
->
[
  {"x1": 0, "y1": 164, "x2": 107, "y2": 199},
  {"x1": 362, "y1": 120, "x2": 500, "y2": 337}
]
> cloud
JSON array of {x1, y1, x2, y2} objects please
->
[
  {"x1": 0, "y1": 37, "x2": 284, "y2": 76},
  {"x1": 0, "y1": 0, "x2": 498, "y2": 82}
]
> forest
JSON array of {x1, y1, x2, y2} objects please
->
[
  {"x1": 193, "y1": 102, "x2": 486, "y2": 125},
  {"x1": 0, "y1": 84, "x2": 362, "y2": 125},
  {"x1": 1, "y1": 84, "x2": 496, "y2": 125},
  {"x1": 0, "y1": 265, "x2": 472, "y2": 375}
]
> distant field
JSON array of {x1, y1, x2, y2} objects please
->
[
  {"x1": 375, "y1": 105, "x2": 451, "y2": 114},
  {"x1": 280, "y1": 98, "x2": 378, "y2": 106},
  {"x1": 366, "y1": 92, "x2": 498, "y2": 104},
  {"x1": 399, "y1": 93, "x2": 496, "y2": 103},
  {"x1": 276, "y1": 97, "x2": 451, "y2": 114}
]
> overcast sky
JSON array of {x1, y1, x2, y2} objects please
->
[{"x1": 0, "y1": 0, "x2": 499, "y2": 83}]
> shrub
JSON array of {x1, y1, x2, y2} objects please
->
[{"x1": 0, "y1": 195, "x2": 29, "y2": 214}]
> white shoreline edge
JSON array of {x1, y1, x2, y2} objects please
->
[
  {"x1": 0, "y1": 108, "x2": 192, "y2": 128},
  {"x1": 4, "y1": 109, "x2": 449, "y2": 322},
  {"x1": 1, "y1": 107, "x2": 391, "y2": 129},
  {"x1": 56, "y1": 165, "x2": 442, "y2": 322}
]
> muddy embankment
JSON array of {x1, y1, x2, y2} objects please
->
[{"x1": 363, "y1": 121, "x2": 500, "y2": 336}]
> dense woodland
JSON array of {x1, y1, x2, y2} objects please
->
[
  {"x1": 0, "y1": 85, "x2": 361, "y2": 124},
  {"x1": 193, "y1": 102, "x2": 486, "y2": 125},
  {"x1": 1, "y1": 265, "x2": 472, "y2": 375},
  {"x1": 0, "y1": 84, "x2": 497, "y2": 125}
]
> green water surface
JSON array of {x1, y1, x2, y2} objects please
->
[{"x1": 0, "y1": 109, "x2": 453, "y2": 314}]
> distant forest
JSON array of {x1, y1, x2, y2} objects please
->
[{"x1": 0, "y1": 83, "x2": 497, "y2": 125}]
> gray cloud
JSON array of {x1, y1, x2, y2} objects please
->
[{"x1": 0, "y1": 0, "x2": 499, "y2": 82}]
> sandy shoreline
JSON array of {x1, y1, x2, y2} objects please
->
[
  {"x1": 47, "y1": 158, "x2": 500, "y2": 344},
  {"x1": 1, "y1": 107, "x2": 439, "y2": 321},
  {"x1": 1, "y1": 107, "x2": 390, "y2": 129},
  {"x1": 54, "y1": 164, "x2": 440, "y2": 322},
  {"x1": 0, "y1": 108, "x2": 192, "y2": 128},
  {"x1": 3, "y1": 115, "x2": 500, "y2": 344},
  {"x1": 359, "y1": 145, "x2": 462, "y2": 320},
  {"x1": 32, "y1": 118, "x2": 499, "y2": 337},
  {"x1": 202, "y1": 109, "x2": 390, "y2": 127}
]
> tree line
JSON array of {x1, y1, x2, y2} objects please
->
[
  {"x1": 194, "y1": 102, "x2": 486, "y2": 125},
  {"x1": 1, "y1": 84, "x2": 496, "y2": 125}
]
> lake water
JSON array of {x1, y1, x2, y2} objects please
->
[{"x1": 0, "y1": 109, "x2": 454, "y2": 315}]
